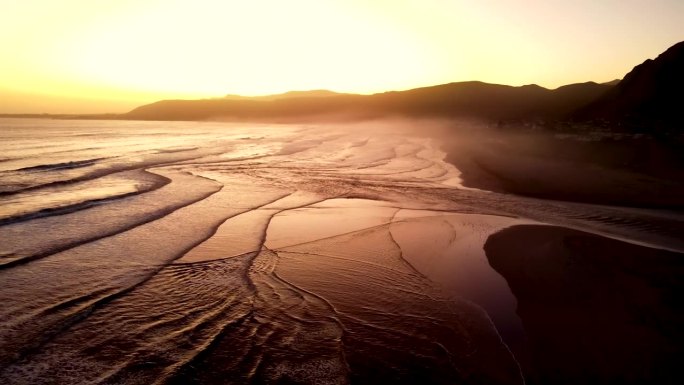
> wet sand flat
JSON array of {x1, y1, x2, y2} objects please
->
[
  {"x1": 440, "y1": 128, "x2": 684, "y2": 208},
  {"x1": 0, "y1": 118, "x2": 682, "y2": 384},
  {"x1": 485, "y1": 225, "x2": 684, "y2": 384}
]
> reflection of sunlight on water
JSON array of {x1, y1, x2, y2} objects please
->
[
  {"x1": 0, "y1": 173, "x2": 154, "y2": 220},
  {"x1": 390, "y1": 212, "x2": 537, "y2": 344},
  {"x1": 266, "y1": 199, "x2": 396, "y2": 249},
  {"x1": 218, "y1": 143, "x2": 280, "y2": 160}
]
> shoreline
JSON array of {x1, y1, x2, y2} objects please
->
[{"x1": 439, "y1": 129, "x2": 684, "y2": 209}]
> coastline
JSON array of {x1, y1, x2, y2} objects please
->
[{"x1": 439, "y1": 129, "x2": 684, "y2": 209}]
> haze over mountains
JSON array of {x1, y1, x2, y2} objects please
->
[
  {"x1": 223, "y1": 90, "x2": 348, "y2": 101},
  {"x1": 124, "y1": 80, "x2": 612, "y2": 123},
  {"x1": 123, "y1": 41, "x2": 684, "y2": 134}
]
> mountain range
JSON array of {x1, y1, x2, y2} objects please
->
[
  {"x1": 123, "y1": 41, "x2": 683, "y2": 133},
  {"x1": 123, "y1": 81, "x2": 611, "y2": 122}
]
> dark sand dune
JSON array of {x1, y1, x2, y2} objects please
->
[{"x1": 485, "y1": 225, "x2": 684, "y2": 385}]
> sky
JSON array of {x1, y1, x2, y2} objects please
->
[{"x1": 1, "y1": 0, "x2": 682, "y2": 113}]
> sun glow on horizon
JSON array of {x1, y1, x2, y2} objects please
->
[
  {"x1": 66, "y1": 1, "x2": 444, "y2": 96},
  {"x1": 1, "y1": 0, "x2": 683, "y2": 113}
]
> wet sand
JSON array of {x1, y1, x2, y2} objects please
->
[
  {"x1": 438, "y1": 126, "x2": 684, "y2": 383},
  {"x1": 485, "y1": 225, "x2": 684, "y2": 385},
  {"x1": 440, "y1": 128, "x2": 684, "y2": 208},
  {"x1": 1, "y1": 118, "x2": 683, "y2": 384},
  {"x1": 0, "y1": 120, "x2": 528, "y2": 384}
]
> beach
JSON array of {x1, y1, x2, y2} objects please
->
[
  {"x1": 0, "y1": 118, "x2": 682, "y2": 384},
  {"x1": 440, "y1": 126, "x2": 684, "y2": 208}
]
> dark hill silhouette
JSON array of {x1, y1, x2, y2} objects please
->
[
  {"x1": 124, "y1": 81, "x2": 611, "y2": 122},
  {"x1": 575, "y1": 41, "x2": 684, "y2": 131},
  {"x1": 601, "y1": 79, "x2": 621, "y2": 86},
  {"x1": 542, "y1": 82, "x2": 612, "y2": 118},
  {"x1": 126, "y1": 40, "x2": 684, "y2": 124}
]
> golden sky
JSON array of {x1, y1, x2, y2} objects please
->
[{"x1": 1, "y1": 0, "x2": 683, "y2": 113}]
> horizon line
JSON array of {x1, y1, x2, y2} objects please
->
[{"x1": 1, "y1": 77, "x2": 623, "y2": 116}]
